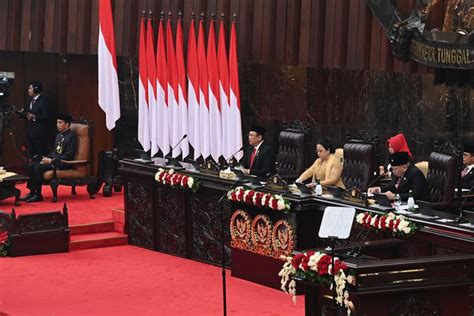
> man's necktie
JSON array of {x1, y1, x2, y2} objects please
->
[
  {"x1": 249, "y1": 147, "x2": 257, "y2": 169},
  {"x1": 395, "y1": 177, "x2": 402, "y2": 190},
  {"x1": 30, "y1": 98, "x2": 36, "y2": 110},
  {"x1": 462, "y1": 166, "x2": 470, "y2": 177}
]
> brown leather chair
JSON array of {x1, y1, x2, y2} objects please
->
[
  {"x1": 43, "y1": 119, "x2": 96, "y2": 202},
  {"x1": 426, "y1": 152, "x2": 456, "y2": 207},
  {"x1": 342, "y1": 141, "x2": 378, "y2": 191},
  {"x1": 276, "y1": 126, "x2": 308, "y2": 182}
]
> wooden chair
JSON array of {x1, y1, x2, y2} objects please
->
[{"x1": 42, "y1": 118, "x2": 96, "y2": 202}]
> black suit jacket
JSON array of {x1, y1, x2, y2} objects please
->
[
  {"x1": 49, "y1": 129, "x2": 77, "y2": 169},
  {"x1": 241, "y1": 142, "x2": 275, "y2": 177},
  {"x1": 26, "y1": 94, "x2": 50, "y2": 138},
  {"x1": 381, "y1": 164, "x2": 431, "y2": 202},
  {"x1": 462, "y1": 168, "x2": 474, "y2": 189}
]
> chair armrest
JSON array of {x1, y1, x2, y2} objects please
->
[{"x1": 59, "y1": 159, "x2": 88, "y2": 164}]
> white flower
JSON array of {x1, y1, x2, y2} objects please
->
[
  {"x1": 356, "y1": 213, "x2": 365, "y2": 224},
  {"x1": 187, "y1": 177, "x2": 194, "y2": 189},
  {"x1": 168, "y1": 169, "x2": 175, "y2": 174},
  {"x1": 277, "y1": 200, "x2": 285, "y2": 210},
  {"x1": 370, "y1": 215, "x2": 378, "y2": 226},
  {"x1": 402, "y1": 226, "x2": 411, "y2": 234}
]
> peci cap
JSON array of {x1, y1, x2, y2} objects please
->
[
  {"x1": 57, "y1": 113, "x2": 73, "y2": 123},
  {"x1": 249, "y1": 124, "x2": 266, "y2": 136},
  {"x1": 389, "y1": 152, "x2": 410, "y2": 166},
  {"x1": 464, "y1": 143, "x2": 474, "y2": 155}
]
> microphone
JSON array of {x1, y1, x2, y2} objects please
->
[
  {"x1": 225, "y1": 147, "x2": 244, "y2": 167},
  {"x1": 365, "y1": 171, "x2": 385, "y2": 192},
  {"x1": 165, "y1": 134, "x2": 188, "y2": 166},
  {"x1": 457, "y1": 185, "x2": 474, "y2": 221}
]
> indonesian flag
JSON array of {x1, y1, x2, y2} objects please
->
[
  {"x1": 146, "y1": 18, "x2": 159, "y2": 156},
  {"x1": 156, "y1": 17, "x2": 170, "y2": 157},
  {"x1": 187, "y1": 18, "x2": 200, "y2": 160},
  {"x1": 176, "y1": 18, "x2": 189, "y2": 159},
  {"x1": 98, "y1": 0, "x2": 120, "y2": 130},
  {"x1": 207, "y1": 19, "x2": 222, "y2": 163},
  {"x1": 167, "y1": 19, "x2": 181, "y2": 158},
  {"x1": 197, "y1": 19, "x2": 210, "y2": 160},
  {"x1": 217, "y1": 19, "x2": 231, "y2": 160},
  {"x1": 229, "y1": 20, "x2": 243, "y2": 161},
  {"x1": 137, "y1": 17, "x2": 150, "y2": 151}
]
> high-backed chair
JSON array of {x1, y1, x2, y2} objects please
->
[
  {"x1": 43, "y1": 118, "x2": 96, "y2": 202},
  {"x1": 275, "y1": 122, "x2": 310, "y2": 182},
  {"x1": 342, "y1": 141, "x2": 378, "y2": 191},
  {"x1": 415, "y1": 161, "x2": 429, "y2": 178},
  {"x1": 426, "y1": 152, "x2": 457, "y2": 206}
]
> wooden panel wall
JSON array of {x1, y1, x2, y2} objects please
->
[{"x1": 0, "y1": 0, "x2": 450, "y2": 72}]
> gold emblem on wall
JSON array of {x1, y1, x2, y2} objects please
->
[
  {"x1": 250, "y1": 215, "x2": 273, "y2": 256},
  {"x1": 272, "y1": 220, "x2": 295, "y2": 258},
  {"x1": 230, "y1": 210, "x2": 251, "y2": 250}
]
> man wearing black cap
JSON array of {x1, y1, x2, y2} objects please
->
[
  {"x1": 368, "y1": 152, "x2": 430, "y2": 202},
  {"x1": 462, "y1": 144, "x2": 474, "y2": 189},
  {"x1": 20, "y1": 114, "x2": 77, "y2": 202},
  {"x1": 240, "y1": 125, "x2": 275, "y2": 177}
]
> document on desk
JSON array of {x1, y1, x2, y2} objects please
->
[{"x1": 318, "y1": 207, "x2": 356, "y2": 239}]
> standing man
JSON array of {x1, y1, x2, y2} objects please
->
[
  {"x1": 20, "y1": 114, "x2": 77, "y2": 203},
  {"x1": 368, "y1": 152, "x2": 431, "y2": 202},
  {"x1": 462, "y1": 143, "x2": 474, "y2": 189},
  {"x1": 240, "y1": 125, "x2": 275, "y2": 177},
  {"x1": 24, "y1": 81, "x2": 50, "y2": 158}
]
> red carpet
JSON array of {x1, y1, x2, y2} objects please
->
[
  {"x1": 0, "y1": 183, "x2": 122, "y2": 225},
  {"x1": 0, "y1": 245, "x2": 304, "y2": 315}
]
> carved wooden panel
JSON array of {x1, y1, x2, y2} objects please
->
[
  {"x1": 156, "y1": 186, "x2": 187, "y2": 257},
  {"x1": 190, "y1": 188, "x2": 231, "y2": 266},
  {"x1": 126, "y1": 182, "x2": 154, "y2": 250},
  {"x1": 390, "y1": 296, "x2": 440, "y2": 316},
  {"x1": 16, "y1": 212, "x2": 65, "y2": 233}
]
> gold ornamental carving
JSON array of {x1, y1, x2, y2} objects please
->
[
  {"x1": 230, "y1": 210, "x2": 251, "y2": 250},
  {"x1": 250, "y1": 215, "x2": 273, "y2": 256},
  {"x1": 272, "y1": 220, "x2": 295, "y2": 258}
]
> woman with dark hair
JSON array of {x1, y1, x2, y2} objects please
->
[{"x1": 296, "y1": 138, "x2": 345, "y2": 189}]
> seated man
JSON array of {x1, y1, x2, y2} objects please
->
[
  {"x1": 368, "y1": 152, "x2": 431, "y2": 202},
  {"x1": 462, "y1": 143, "x2": 474, "y2": 190},
  {"x1": 240, "y1": 125, "x2": 275, "y2": 177},
  {"x1": 21, "y1": 114, "x2": 77, "y2": 202}
]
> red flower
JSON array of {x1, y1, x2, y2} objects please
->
[
  {"x1": 393, "y1": 219, "x2": 400, "y2": 230},
  {"x1": 244, "y1": 191, "x2": 255, "y2": 204},
  {"x1": 231, "y1": 192, "x2": 237, "y2": 201},
  {"x1": 292, "y1": 253, "x2": 305, "y2": 269},
  {"x1": 0, "y1": 231, "x2": 8, "y2": 245},
  {"x1": 380, "y1": 216, "x2": 387, "y2": 229},
  {"x1": 271, "y1": 198, "x2": 278, "y2": 209},
  {"x1": 301, "y1": 253, "x2": 313, "y2": 271},
  {"x1": 317, "y1": 254, "x2": 331, "y2": 275}
]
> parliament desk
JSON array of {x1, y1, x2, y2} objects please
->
[{"x1": 120, "y1": 159, "x2": 474, "y2": 313}]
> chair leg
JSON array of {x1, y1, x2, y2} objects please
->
[
  {"x1": 50, "y1": 182, "x2": 58, "y2": 203},
  {"x1": 71, "y1": 185, "x2": 77, "y2": 195}
]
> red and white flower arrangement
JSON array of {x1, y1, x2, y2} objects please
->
[
  {"x1": 279, "y1": 251, "x2": 355, "y2": 313},
  {"x1": 355, "y1": 212, "x2": 416, "y2": 236},
  {"x1": 227, "y1": 186, "x2": 291, "y2": 211},
  {"x1": 0, "y1": 231, "x2": 9, "y2": 256},
  {"x1": 155, "y1": 168, "x2": 200, "y2": 192}
]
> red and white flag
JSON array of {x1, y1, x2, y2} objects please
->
[
  {"x1": 146, "y1": 18, "x2": 159, "y2": 156},
  {"x1": 167, "y1": 19, "x2": 181, "y2": 158},
  {"x1": 229, "y1": 20, "x2": 243, "y2": 160},
  {"x1": 217, "y1": 19, "x2": 231, "y2": 160},
  {"x1": 197, "y1": 19, "x2": 210, "y2": 160},
  {"x1": 207, "y1": 19, "x2": 222, "y2": 163},
  {"x1": 98, "y1": 0, "x2": 121, "y2": 130},
  {"x1": 137, "y1": 17, "x2": 150, "y2": 151},
  {"x1": 156, "y1": 17, "x2": 170, "y2": 157},
  {"x1": 176, "y1": 18, "x2": 189, "y2": 159},
  {"x1": 187, "y1": 18, "x2": 200, "y2": 160}
]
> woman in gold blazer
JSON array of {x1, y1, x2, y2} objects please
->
[{"x1": 296, "y1": 138, "x2": 345, "y2": 189}]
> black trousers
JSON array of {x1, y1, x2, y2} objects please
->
[
  {"x1": 27, "y1": 135, "x2": 49, "y2": 158},
  {"x1": 26, "y1": 162, "x2": 54, "y2": 194}
]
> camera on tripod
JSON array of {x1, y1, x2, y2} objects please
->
[{"x1": 0, "y1": 72, "x2": 15, "y2": 99}]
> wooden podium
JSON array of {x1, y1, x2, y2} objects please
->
[{"x1": 298, "y1": 239, "x2": 474, "y2": 316}]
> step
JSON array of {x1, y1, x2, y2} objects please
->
[
  {"x1": 112, "y1": 208, "x2": 125, "y2": 233},
  {"x1": 70, "y1": 221, "x2": 116, "y2": 235},
  {"x1": 70, "y1": 232, "x2": 128, "y2": 251}
]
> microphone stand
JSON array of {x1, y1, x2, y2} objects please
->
[
  {"x1": 217, "y1": 178, "x2": 245, "y2": 316},
  {"x1": 165, "y1": 134, "x2": 188, "y2": 167}
]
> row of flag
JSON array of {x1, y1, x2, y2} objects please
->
[
  {"x1": 138, "y1": 14, "x2": 243, "y2": 162},
  {"x1": 98, "y1": 0, "x2": 243, "y2": 162}
]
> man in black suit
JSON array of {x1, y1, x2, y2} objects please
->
[
  {"x1": 240, "y1": 125, "x2": 275, "y2": 177},
  {"x1": 462, "y1": 143, "x2": 474, "y2": 190},
  {"x1": 24, "y1": 81, "x2": 51, "y2": 158},
  {"x1": 368, "y1": 152, "x2": 431, "y2": 202},
  {"x1": 21, "y1": 114, "x2": 77, "y2": 203}
]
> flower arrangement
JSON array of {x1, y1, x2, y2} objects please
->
[
  {"x1": 0, "y1": 231, "x2": 9, "y2": 256},
  {"x1": 279, "y1": 251, "x2": 355, "y2": 313},
  {"x1": 155, "y1": 168, "x2": 200, "y2": 192},
  {"x1": 355, "y1": 212, "x2": 416, "y2": 236},
  {"x1": 227, "y1": 186, "x2": 291, "y2": 211}
]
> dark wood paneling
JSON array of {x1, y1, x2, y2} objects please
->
[
  {"x1": 308, "y1": 0, "x2": 326, "y2": 68},
  {"x1": 0, "y1": 0, "x2": 9, "y2": 50},
  {"x1": 251, "y1": 0, "x2": 264, "y2": 62},
  {"x1": 284, "y1": 0, "x2": 301, "y2": 65},
  {"x1": 43, "y1": 0, "x2": 56, "y2": 52},
  {"x1": 274, "y1": 0, "x2": 287, "y2": 64},
  {"x1": 20, "y1": 0, "x2": 32, "y2": 52}
]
